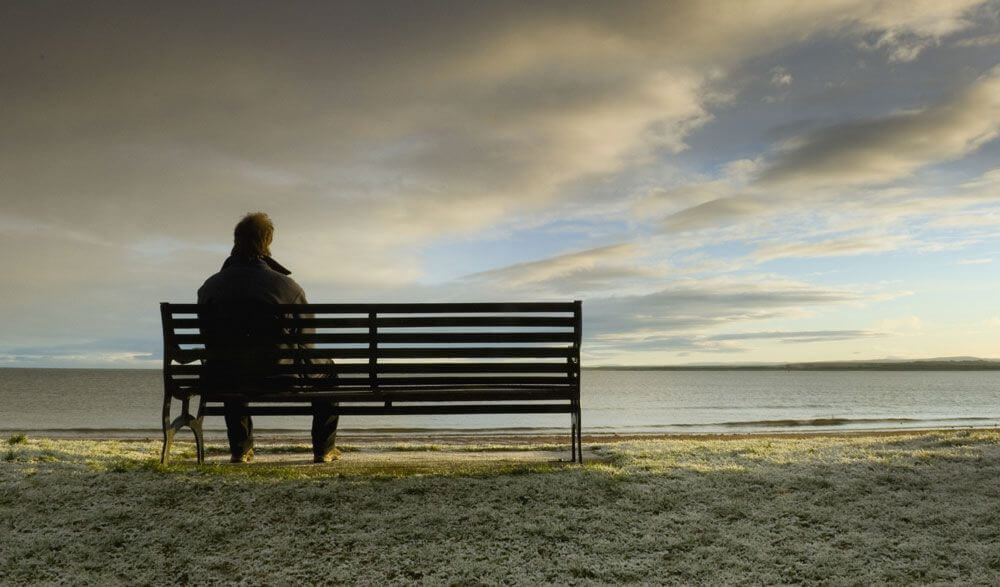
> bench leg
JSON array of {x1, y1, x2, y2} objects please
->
[
  {"x1": 575, "y1": 401, "x2": 584, "y2": 464},
  {"x1": 160, "y1": 393, "x2": 203, "y2": 465},
  {"x1": 192, "y1": 395, "x2": 207, "y2": 465},
  {"x1": 570, "y1": 409, "x2": 578, "y2": 463},
  {"x1": 161, "y1": 392, "x2": 174, "y2": 465}
]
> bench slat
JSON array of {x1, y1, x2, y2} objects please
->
[
  {"x1": 381, "y1": 347, "x2": 576, "y2": 358},
  {"x1": 373, "y1": 316, "x2": 575, "y2": 328},
  {"x1": 165, "y1": 302, "x2": 576, "y2": 314},
  {"x1": 167, "y1": 332, "x2": 576, "y2": 344},
  {"x1": 168, "y1": 316, "x2": 575, "y2": 329},
  {"x1": 169, "y1": 347, "x2": 577, "y2": 361},
  {"x1": 166, "y1": 362, "x2": 572, "y2": 375},
  {"x1": 168, "y1": 377, "x2": 576, "y2": 393},
  {"x1": 376, "y1": 377, "x2": 573, "y2": 386},
  {"x1": 204, "y1": 403, "x2": 574, "y2": 416},
  {"x1": 198, "y1": 389, "x2": 575, "y2": 401}
]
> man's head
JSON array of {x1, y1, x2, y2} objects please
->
[{"x1": 231, "y1": 212, "x2": 274, "y2": 259}]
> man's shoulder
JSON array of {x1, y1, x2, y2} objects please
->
[
  {"x1": 198, "y1": 262, "x2": 306, "y2": 304},
  {"x1": 271, "y1": 271, "x2": 306, "y2": 299},
  {"x1": 196, "y1": 269, "x2": 227, "y2": 302}
]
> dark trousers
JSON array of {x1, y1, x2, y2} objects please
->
[{"x1": 224, "y1": 400, "x2": 340, "y2": 460}]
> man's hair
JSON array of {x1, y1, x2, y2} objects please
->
[{"x1": 231, "y1": 212, "x2": 274, "y2": 259}]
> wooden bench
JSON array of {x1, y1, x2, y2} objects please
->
[{"x1": 159, "y1": 302, "x2": 583, "y2": 464}]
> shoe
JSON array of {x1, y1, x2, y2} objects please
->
[
  {"x1": 313, "y1": 448, "x2": 342, "y2": 463},
  {"x1": 230, "y1": 449, "x2": 254, "y2": 463}
]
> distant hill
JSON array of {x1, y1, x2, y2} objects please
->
[{"x1": 586, "y1": 357, "x2": 1000, "y2": 371}]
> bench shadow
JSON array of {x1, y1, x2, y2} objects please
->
[{"x1": 172, "y1": 440, "x2": 611, "y2": 478}]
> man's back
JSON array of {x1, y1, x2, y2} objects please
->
[
  {"x1": 198, "y1": 256, "x2": 307, "y2": 306},
  {"x1": 197, "y1": 255, "x2": 311, "y2": 386}
]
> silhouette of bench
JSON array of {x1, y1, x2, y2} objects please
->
[{"x1": 159, "y1": 302, "x2": 583, "y2": 464}]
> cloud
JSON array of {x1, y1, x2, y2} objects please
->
[
  {"x1": 958, "y1": 257, "x2": 993, "y2": 265},
  {"x1": 575, "y1": 276, "x2": 895, "y2": 356},
  {"x1": 2, "y1": 1, "x2": 989, "y2": 246},
  {"x1": 585, "y1": 277, "x2": 871, "y2": 338},
  {"x1": 0, "y1": 352, "x2": 158, "y2": 368},
  {"x1": 960, "y1": 167, "x2": 1000, "y2": 189},
  {"x1": 855, "y1": 0, "x2": 984, "y2": 61},
  {"x1": 770, "y1": 66, "x2": 794, "y2": 86},
  {"x1": 470, "y1": 244, "x2": 886, "y2": 346},
  {"x1": 640, "y1": 104, "x2": 1000, "y2": 244},
  {"x1": 860, "y1": 30, "x2": 936, "y2": 62},
  {"x1": 757, "y1": 66, "x2": 1000, "y2": 188},
  {"x1": 955, "y1": 32, "x2": 1000, "y2": 46},
  {"x1": 638, "y1": 159, "x2": 997, "y2": 274},
  {"x1": 632, "y1": 181, "x2": 733, "y2": 220},
  {"x1": 0, "y1": 4, "x2": 714, "y2": 248},
  {"x1": 753, "y1": 234, "x2": 910, "y2": 261},
  {"x1": 929, "y1": 213, "x2": 1000, "y2": 228},
  {"x1": 466, "y1": 243, "x2": 660, "y2": 293},
  {"x1": 0, "y1": 338, "x2": 160, "y2": 368},
  {"x1": 707, "y1": 330, "x2": 882, "y2": 343},
  {"x1": 662, "y1": 197, "x2": 769, "y2": 231}
]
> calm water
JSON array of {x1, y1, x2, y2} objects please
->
[{"x1": 1, "y1": 368, "x2": 999, "y2": 435}]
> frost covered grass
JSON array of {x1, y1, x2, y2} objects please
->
[{"x1": 2, "y1": 430, "x2": 1000, "y2": 584}]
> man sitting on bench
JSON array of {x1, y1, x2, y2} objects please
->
[{"x1": 197, "y1": 212, "x2": 340, "y2": 463}]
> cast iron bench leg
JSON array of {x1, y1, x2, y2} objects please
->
[
  {"x1": 573, "y1": 401, "x2": 583, "y2": 465},
  {"x1": 192, "y1": 395, "x2": 206, "y2": 464},
  {"x1": 160, "y1": 394, "x2": 205, "y2": 465},
  {"x1": 160, "y1": 391, "x2": 173, "y2": 464},
  {"x1": 571, "y1": 408, "x2": 578, "y2": 462}
]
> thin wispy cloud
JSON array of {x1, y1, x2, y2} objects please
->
[
  {"x1": 958, "y1": 257, "x2": 994, "y2": 265},
  {"x1": 707, "y1": 330, "x2": 883, "y2": 343}
]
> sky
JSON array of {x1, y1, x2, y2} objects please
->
[{"x1": 1, "y1": 1, "x2": 999, "y2": 368}]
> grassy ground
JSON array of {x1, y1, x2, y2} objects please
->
[{"x1": 2, "y1": 430, "x2": 1000, "y2": 584}]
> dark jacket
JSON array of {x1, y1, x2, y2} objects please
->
[
  {"x1": 196, "y1": 256, "x2": 319, "y2": 384},
  {"x1": 198, "y1": 255, "x2": 307, "y2": 306}
]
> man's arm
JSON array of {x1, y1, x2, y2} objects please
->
[{"x1": 290, "y1": 289, "x2": 335, "y2": 377}]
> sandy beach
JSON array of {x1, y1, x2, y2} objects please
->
[{"x1": 3, "y1": 428, "x2": 999, "y2": 584}]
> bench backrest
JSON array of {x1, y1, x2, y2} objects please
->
[{"x1": 161, "y1": 302, "x2": 582, "y2": 402}]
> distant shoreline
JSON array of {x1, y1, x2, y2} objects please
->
[{"x1": 586, "y1": 360, "x2": 1000, "y2": 371}]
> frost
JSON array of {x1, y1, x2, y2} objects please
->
[{"x1": 1, "y1": 430, "x2": 999, "y2": 583}]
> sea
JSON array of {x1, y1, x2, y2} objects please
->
[{"x1": 1, "y1": 368, "x2": 999, "y2": 437}]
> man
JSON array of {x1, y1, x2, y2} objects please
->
[{"x1": 197, "y1": 212, "x2": 339, "y2": 463}]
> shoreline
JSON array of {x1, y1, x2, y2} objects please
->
[{"x1": 7, "y1": 424, "x2": 998, "y2": 445}]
